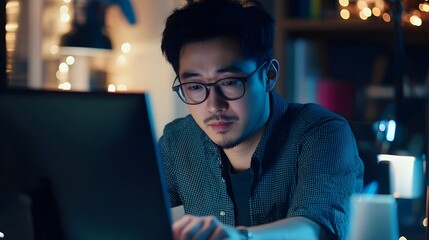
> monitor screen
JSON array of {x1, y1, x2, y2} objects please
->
[{"x1": 0, "y1": 90, "x2": 173, "y2": 240}]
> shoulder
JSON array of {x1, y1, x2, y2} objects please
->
[
  {"x1": 286, "y1": 103, "x2": 347, "y2": 126},
  {"x1": 159, "y1": 114, "x2": 203, "y2": 144}
]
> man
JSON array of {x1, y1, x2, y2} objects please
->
[{"x1": 159, "y1": 0, "x2": 364, "y2": 239}]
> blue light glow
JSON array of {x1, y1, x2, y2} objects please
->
[{"x1": 386, "y1": 120, "x2": 396, "y2": 142}]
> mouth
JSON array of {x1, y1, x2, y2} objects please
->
[{"x1": 208, "y1": 121, "x2": 234, "y2": 133}]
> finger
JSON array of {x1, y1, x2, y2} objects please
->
[
  {"x1": 180, "y1": 217, "x2": 204, "y2": 240},
  {"x1": 192, "y1": 216, "x2": 218, "y2": 240},
  {"x1": 172, "y1": 215, "x2": 193, "y2": 240},
  {"x1": 209, "y1": 226, "x2": 228, "y2": 240}
]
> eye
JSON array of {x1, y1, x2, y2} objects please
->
[
  {"x1": 220, "y1": 79, "x2": 242, "y2": 87},
  {"x1": 185, "y1": 83, "x2": 204, "y2": 92}
]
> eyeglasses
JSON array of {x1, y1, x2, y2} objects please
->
[{"x1": 172, "y1": 61, "x2": 267, "y2": 105}]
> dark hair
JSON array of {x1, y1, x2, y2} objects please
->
[{"x1": 161, "y1": 0, "x2": 274, "y2": 74}]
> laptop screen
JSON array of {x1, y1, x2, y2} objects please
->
[{"x1": 0, "y1": 90, "x2": 173, "y2": 240}]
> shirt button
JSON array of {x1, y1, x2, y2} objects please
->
[{"x1": 220, "y1": 211, "x2": 226, "y2": 216}]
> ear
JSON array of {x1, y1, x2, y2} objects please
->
[{"x1": 265, "y1": 59, "x2": 279, "y2": 91}]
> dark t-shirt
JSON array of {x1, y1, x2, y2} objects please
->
[{"x1": 228, "y1": 167, "x2": 253, "y2": 226}]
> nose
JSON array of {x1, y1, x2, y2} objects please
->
[{"x1": 205, "y1": 87, "x2": 228, "y2": 113}]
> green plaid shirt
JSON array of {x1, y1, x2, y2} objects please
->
[{"x1": 159, "y1": 92, "x2": 364, "y2": 240}]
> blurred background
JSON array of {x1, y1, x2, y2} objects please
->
[
  {"x1": 1, "y1": 0, "x2": 429, "y2": 239},
  {"x1": 2, "y1": 0, "x2": 188, "y2": 138}
]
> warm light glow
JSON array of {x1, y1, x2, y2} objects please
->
[
  {"x1": 60, "y1": 5, "x2": 69, "y2": 14},
  {"x1": 66, "y1": 56, "x2": 75, "y2": 65},
  {"x1": 423, "y1": 218, "x2": 428, "y2": 227},
  {"x1": 6, "y1": 1, "x2": 19, "y2": 10},
  {"x1": 372, "y1": 7, "x2": 381, "y2": 17},
  {"x1": 340, "y1": 9, "x2": 351, "y2": 19},
  {"x1": 357, "y1": 0, "x2": 368, "y2": 10},
  {"x1": 359, "y1": 11, "x2": 369, "y2": 20},
  {"x1": 410, "y1": 15, "x2": 422, "y2": 26},
  {"x1": 56, "y1": 70, "x2": 67, "y2": 81},
  {"x1": 50, "y1": 45, "x2": 60, "y2": 54},
  {"x1": 375, "y1": 0, "x2": 385, "y2": 10},
  {"x1": 60, "y1": 13, "x2": 71, "y2": 23},
  {"x1": 58, "y1": 82, "x2": 72, "y2": 90},
  {"x1": 59, "y1": 62, "x2": 69, "y2": 73},
  {"x1": 63, "y1": 0, "x2": 71, "y2": 3},
  {"x1": 5, "y1": 23, "x2": 18, "y2": 32},
  {"x1": 108, "y1": 84, "x2": 116, "y2": 92},
  {"x1": 117, "y1": 55, "x2": 127, "y2": 64},
  {"x1": 5, "y1": 1, "x2": 19, "y2": 14},
  {"x1": 399, "y1": 236, "x2": 407, "y2": 240},
  {"x1": 339, "y1": 0, "x2": 349, "y2": 7},
  {"x1": 117, "y1": 84, "x2": 128, "y2": 91},
  {"x1": 382, "y1": 13, "x2": 391, "y2": 22},
  {"x1": 5, "y1": 32, "x2": 16, "y2": 41},
  {"x1": 121, "y1": 42, "x2": 132, "y2": 53},
  {"x1": 0, "y1": 231, "x2": 4, "y2": 238},
  {"x1": 420, "y1": 3, "x2": 429, "y2": 12},
  {"x1": 362, "y1": 7, "x2": 372, "y2": 17}
]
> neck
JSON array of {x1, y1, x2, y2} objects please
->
[{"x1": 223, "y1": 125, "x2": 265, "y2": 172}]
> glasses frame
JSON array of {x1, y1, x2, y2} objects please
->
[{"x1": 172, "y1": 61, "x2": 267, "y2": 105}]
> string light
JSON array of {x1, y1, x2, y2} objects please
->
[
  {"x1": 121, "y1": 42, "x2": 132, "y2": 54},
  {"x1": 410, "y1": 15, "x2": 423, "y2": 26},
  {"x1": 382, "y1": 12, "x2": 391, "y2": 22},
  {"x1": 50, "y1": 45, "x2": 59, "y2": 54},
  {"x1": 59, "y1": 62, "x2": 69, "y2": 73},
  {"x1": 340, "y1": 9, "x2": 351, "y2": 19},
  {"x1": 108, "y1": 84, "x2": 116, "y2": 92},
  {"x1": 372, "y1": 7, "x2": 382, "y2": 17},
  {"x1": 338, "y1": 0, "x2": 427, "y2": 26},
  {"x1": 420, "y1": 2, "x2": 429, "y2": 12},
  {"x1": 65, "y1": 56, "x2": 75, "y2": 65},
  {"x1": 117, "y1": 84, "x2": 128, "y2": 91},
  {"x1": 339, "y1": 0, "x2": 349, "y2": 7},
  {"x1": 58, "y1": 82, "x2": 71, "y2": 90},
  {"x1": 362, "y1": 7, "x2": 372, "y2": 18}
]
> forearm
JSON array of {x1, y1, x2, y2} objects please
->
[{"x1": 245, "y1": 217, "x2": 328, "y2": 240}]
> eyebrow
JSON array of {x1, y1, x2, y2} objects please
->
[{"x1": 180, "y1": 64, "x2": 246, "y2": 80}]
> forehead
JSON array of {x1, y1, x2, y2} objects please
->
[{"x1": 179, "y1": 38, "x2": 242, "y2": 65}]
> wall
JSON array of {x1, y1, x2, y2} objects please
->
[{"x1": 106, "y1": 0, "x2": 189, "y2": 138}]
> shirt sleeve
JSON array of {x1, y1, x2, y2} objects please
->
[
  {"x1": 158, "y1": 130, "x2": 183, "y2": 208},
  {"x1": 287, "y1": 111, "x2": 364, "y2": 240}
]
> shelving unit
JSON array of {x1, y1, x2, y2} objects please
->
[
  {"x1": 273, "y1": 0, "x2": 428, "y2": 121},
  {"x1": 273, "y1": 1, "x2": 428, "y2": 239}
]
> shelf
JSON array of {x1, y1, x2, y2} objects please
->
[
  {"x1": 365, "y1": 85, "x2": 427, "y2": 99},
  {"x1": 279, "y1": 19, "x2": 429, "y2": 45}
]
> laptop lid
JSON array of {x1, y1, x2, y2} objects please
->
[{"x1": 0, "y1": 90, "x2": 173, "y2": 240}]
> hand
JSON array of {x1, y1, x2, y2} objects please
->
[
  {"x1": 87, "y1": 0, "x2": 136, "y2": 24},
  {"x1": 172, "y1": 215, "x2": 245, "y2": 240}
]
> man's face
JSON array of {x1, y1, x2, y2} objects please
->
[{"x1": 177, "y1": 37, "x2": 270, "y2": 149}]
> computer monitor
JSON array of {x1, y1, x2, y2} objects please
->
[{"x1": 0, "y1": 90, "x2": 173, "y2": 240}]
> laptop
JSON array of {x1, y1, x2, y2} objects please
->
[{"x1": 0, "y1": 90, "x2": 173, "y2": 240}]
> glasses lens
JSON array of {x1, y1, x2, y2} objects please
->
[
  {"x1": 180, "y1": 83, "x2": 207, "y2": 104},
  {"x1": 216, "y1": 78, "x2": 245, "y2": 100}
]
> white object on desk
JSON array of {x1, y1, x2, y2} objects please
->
[
  {"x1": 348, "y1": 194, "x2": 399, "y2": 240},
  {"x1": 377, "y1": 154, "x2": 424, "y2": 199}
]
